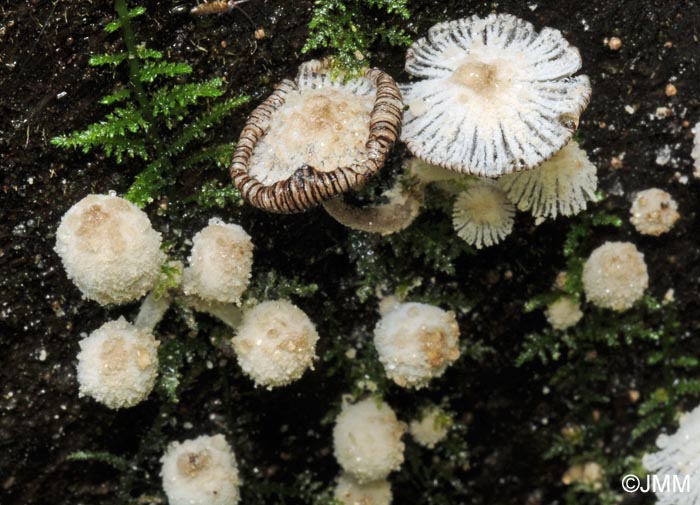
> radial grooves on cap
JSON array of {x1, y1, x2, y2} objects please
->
[{"x1": 229, "y1": 69, "x2": 403, "y2": 213}]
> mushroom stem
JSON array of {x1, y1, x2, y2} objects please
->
[
  {"x1": 184, "y1": 296, "x2": 243, "y2": 330},
  {"x1": 323, "y1": 184, "x2": 424, "y2": 236},
  {"x1": 135, "y1": 291, "x2": 172, "y2": 332}
]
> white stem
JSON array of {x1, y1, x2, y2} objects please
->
[
  {"x1": 183, "y1": 296, "x2": 243, "y2": 330},
  {"x1": 135, "y1": 292, "x2": 172, "y2": 332},
  {"x1": 323, "y1": 184, "x2": 424, "y2": 236}
]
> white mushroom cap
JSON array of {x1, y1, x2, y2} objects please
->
[
  {"x1": 582, "y1": 241, "x2": 649, "y2": 312},
  {"x1": 401, "y1": 13, "x2": 591, "y2": 177},
  {"x1": 499, "y1": 141, "x2": 598, "y2": 219},
  {"x1": 334, "y1": 472, "x2": 392, "y2": 505},
  {"x1": 409, "y1": 406, "x2": 451, "y2": 449},
  {"x1": 55, "y1": 194, "x2": 165, "y2": 305},
  {"x1": 160, "y1": 434, "x2": 240, "y2": 505},
  {"x1": 231, "y1": 300, "x2": 319, "y2": 388},
  {"x1": 231, "y1": 60, "x2": 403, "y2": 213},
  {"x1": 545, "y1": 296, "x2": 583, "y2": 331},
  {"x1": 76, "y1": 317, "x2": 159, "y2": 409},
  {"x1": 182, "y1": 218, "x2": 253, "y2": 305},
  {"x1": 333, "y1": 398, "x2": 405, "y2": 483},
  {"x1": 630, "y1": 188, "x2": 680, "y2": 236},
  {"x1": 373, "y1": 302, "x2": 460, "y2": 388},
  {"x1": 452, "y1": 179, "x2": 515, "y2": 249}
]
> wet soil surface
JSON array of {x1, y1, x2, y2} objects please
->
[{"x1": 2, "y1": 1, "x2": 700, "y2": 504}]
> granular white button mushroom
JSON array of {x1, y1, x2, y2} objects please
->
[
  {"x1": 373, "y1": 302, "x2": 460, "y2": 388},
  {"x1": 333, "y1": 398, "x2": 405, "y2": 483},
  {"x1": 160, "y1": 434, "x2": 240, "y2": 505},
  {"x1": 334, "y1": 472, "x2": 392, "y2": 505},
  {"x1": 400, "y1": 13, "x2": 591, "y2": 177},
  {"x1": 182, "y1": 218, "x2": 253, "y2": 305},
  {"x1": 409, "y1": 406, "x2": 451, "y2": 449},
  {"x1": 452, "y1": 179, "x2": 515, "y2": 249},
  {"x1": 76, "y1": 317, "x2": 159, "y2": 409},
  {"x1": 231, "y1": 300, "x2": 319, "y2": 388},
  {"x1": 582, "y1": 241, "x2": 649, "y2": 312},
  {"x1": 630, "y1": 188, "x2": 679, "y2": 236},
  {"x1": 230, "y1": 59, "x2": 403, "y2": 213},
  {"x1": 55, "y1": 194, "x2": 165, "y2": 305},
  {"x1": 545, "y1": 296, "x2": 583, "y2": 331},
  {"x1": 499, "y1": 141, "x2": 598, "y2": 219}
]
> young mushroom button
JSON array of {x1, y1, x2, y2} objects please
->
[{"x1": 230, "y1": 60, "x2": 403, "y2": 213}]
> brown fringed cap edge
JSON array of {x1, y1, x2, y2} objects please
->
[{"x1": 229, "y1": 68, "x2": 404, "y2": 214}]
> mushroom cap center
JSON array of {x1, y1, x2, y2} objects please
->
[
  {"x1": 176, "y1": 450, "x2": 212, "y2": 478},
  {"x1": 450, "y1": 60, "x2": 510, "y2": 99}
]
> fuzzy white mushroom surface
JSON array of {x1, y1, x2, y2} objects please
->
[
  {"x1": 334, "y1": 473, "x2": 392, "y2": 505},
  {"x1": 401, "y1": 13, "x2": 591, "y2": 177},
  {"x1": 182, "y1": 218, "x2": 253, "y2": 304},
  {"x1": 499, "y1": 141, "x2": 598, "y2": 219},
  {"x1": 452, "y1": 180, "x2": 515, "y2": 249},
  {"x1": 76, "y1": 317, "x2": 159, "y2": 409},
  {"x1": 333, "y1": 398, "x2": 405, "y2": 483},
  {"x1": 582, "y1": 242, "x2": 649, "y2": 312},
  {"x1": 161, "y1": 434, "x2": 240, "y2": 505},
  {"x1": 409, "y1": 407, "x2": 451, "y2": 449},
  {"x1": 545, "y1": 296, "x2": 583, "y2": 331},
  {"x1": 374, "y1": 302, "x2": 460, "y2": 388},
  {"x1": 643, "y1": 403, "x2": 700, "y2": 505},
  {"x1": 630, "y1": 188, "x2": 680, "y2": 236},
  {"x1": 231, "y1": 300, "x2": 319, "y2": 388},
  {"x1": 55, "y1": 194, "x2": 165, "y2": 305}
]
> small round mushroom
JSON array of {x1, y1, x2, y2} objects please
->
[
  {"x1": 182, "y1": 218, "x2": 253, "y2": 305},
  {"x1": 55, "y1": 193, "x2": 165, "y2": 305},
  {"x1": 499, "y1": 141, "x2": 598, "y2": 219},
  {"x1": 582, "y1": 241, "x2": 649, "y2": 312},
  {"x1": 160, "y1": 434, "x2": 241, "y2": 505},
  {"x1": 452, "y1": 179, "x2": 515, "y2": 249},
  {"x1": 401, "y1": 13, "x2": 591, "y2": 177},
  {"x1": 76, "y1": 317, "x2": 159, "y2": 409},
  {"x1": 409, "y1": 406, "x2": 451, "y2": 449},
  {"x1": 231, "y1": 300, "x2": 319, "y2": 388},
  {"x1": 545, "y1": 296, "x2": 583, "y2": 331},
  {"x1": 333, "y1": 397, "x2": 405, "y2": 483},
  {"x1": 230, "y1": 60, "x2": 403, "y2": 213},
  {"x1": 629, "y1": 188, "x2": 680, "y2": 236},
  {"x1": 373, "y1": 302, "x2": 460, "y2": 388},
  {"x1": 334, "y1": 473, "x2": 392, "y2": 505}
]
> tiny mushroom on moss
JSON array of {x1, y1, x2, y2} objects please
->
[
  {"x1": 230, "y1": 59, "x2": 403, "y2": 213},
  {"x1": 401, "y1": 13, "x2": 591, "y2": 177},
  {"x1": 55, "y1": 193, "x2": 165, "y2": 305},
  {"x1": 452, "y1": 179, "x2": 515, "y2": 249},
  {"x1": 629, "y1": 188, "x2": 680, "y2": 236}
]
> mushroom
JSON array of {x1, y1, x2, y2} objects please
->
[
  {"x1": 333, "y1": 397, "x2": 405, "y2": 483},
  {"x1": 582, "y1": 241, "x2": 649, "y2": 312},
  {"x1": 76, "y1": 317, "x2": 159, "y2": 409},
  {"x1": 409, "y1": 406, "x2": 451, "y2": 449},
  {"x1": 231, "y1": 300, "x2": 319, "y2": 388},
  {"x1": 160, "y1": 434, "x2": 241, "y2": 505},
  {"x1": 334, "y1": 473, "x2": 392, "y2": 505},
  {"x1": 499, "y1": 141, "x2": 598, "y2": 219},
  {"x1": 452, "y1": 179, "x2": 515, "y2": 249},
  {"x1": 629, "y1": 188, "x2": 680, "y2": 236},
  {"x1": 373, "y1": 302, "x2": 460, "y2": 388},
  {"x1": 400, "y1": 13, "x2": 591, "y2": 177},
  {"x1": 230, "y1": 59, "x2": 403, "y2": 213},
  {"x1": 182, "y1": 218, "x2": 253, "y2": 305},
  {"x1": 55, "y1": 193, "x2": 165, "y2": 305},
  {"x1": 545, "y1": 296, "x2": 583, "y2": 331}
]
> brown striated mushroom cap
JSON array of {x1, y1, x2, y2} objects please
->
[{"x1": 230, "y1": 62, "x2": 403, "y2": 213}]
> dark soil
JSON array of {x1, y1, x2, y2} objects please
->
[{"x1": 1, "y1": 1, "x2": 700, "y2": 504}]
